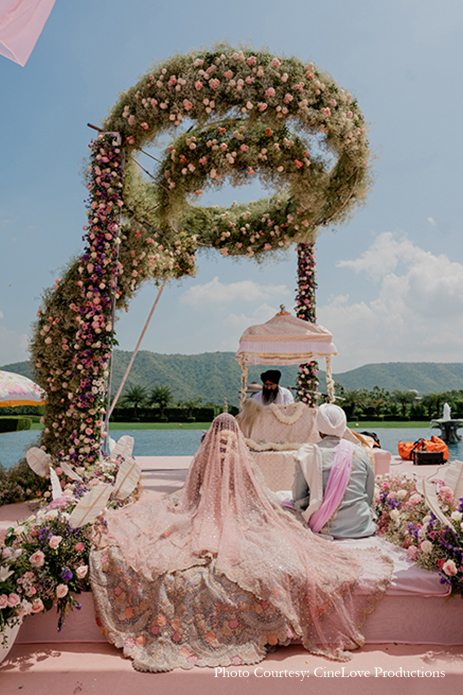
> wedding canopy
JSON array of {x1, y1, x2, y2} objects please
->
[{"x1": 235, "y1": 308, "x2": 338, "y2": 403}]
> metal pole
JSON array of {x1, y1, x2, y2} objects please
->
[{"x1": 107, "y1": 278, "x2": 168, "y2": 419}]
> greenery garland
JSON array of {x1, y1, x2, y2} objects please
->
[{"x1": 30, "y1": 44, "x2": 372, "y2": 465}]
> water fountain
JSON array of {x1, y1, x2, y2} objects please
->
[{"x1": 430, "y1": 403, "x2": 463, "y2": 443}]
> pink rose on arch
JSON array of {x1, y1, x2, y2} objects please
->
[
  {"x1": 49, "y1": 535, "x2": 62, "y2": 549},
  {"x1": 247, "y1": 56, "x2": 257, "y2": 66},
  {"x1": 443, "y1": 560, "x2": 458, "y2": 576},
  {"x1": 0, "y1": 594, "x2": 8, "y2": 609},
  {"x1": 75, "y1": 542, "x2": 85, "y2": 552},
  {"x1": 407, "y1": 546, "x2": 418, "y2": 561},
  {"x1": 30, "y1": 550, "x2": 45, "y2": 567},
  {"x1": 437, "y1": 558, "x2": 446, "y2": 570}
]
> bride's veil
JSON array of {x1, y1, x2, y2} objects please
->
[{"x1": 104, "y1": 413, "x2": 392, "y2": 660}]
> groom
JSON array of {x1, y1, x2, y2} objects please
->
[{"x1": 292, "y1": 403, "x2": 376, "y2": 539}]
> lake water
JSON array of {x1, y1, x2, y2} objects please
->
[{"x1": 1, "y1": 425, "x2": 462, "y2": 469}]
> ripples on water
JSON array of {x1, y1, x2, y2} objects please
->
[{"x1": 1, "y1": 426, "x2": 462, "y2": 470}]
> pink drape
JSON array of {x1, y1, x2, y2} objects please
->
[
  {"x1": 95, "y1": 415, "x2": 392, "y2": 666},
  {"x1": 0, "y1": 0, "x2": 55, "y2": 66},
  {"x1": 308, "y1": 439, "x2": 355, "y2": 533}
]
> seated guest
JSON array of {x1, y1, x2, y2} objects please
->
[
  {"x1": 253, "y1": 369, "x2": 294, "y2": 405},
  {"x1": 292, "y1": 403, "x2": 376, "y2": 539}
]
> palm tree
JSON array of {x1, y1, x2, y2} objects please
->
[
  {"x1": 369, "y1": 386, "x2": 391, "y2": 418},
  {"x1": 182, "y1": 396, "x2": 203, "y2": 419},
  {"x1": 392, "y1": 390, "x2": 418, "y2": 418},
  {"x1": 342, "y1": 389, "x2": 367, "y2": 419},
  {"x1": 149, "y1": 385, "x2": 174, "y2": 418},
  {"x1": 119, "y1": 385, "x2": 148, "y2": 418}
]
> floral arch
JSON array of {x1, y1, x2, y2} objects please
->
[{"x1": 30, "y1": 44, "x2": 372, "y2": 466}]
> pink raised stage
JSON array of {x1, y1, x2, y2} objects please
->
[{"x1": 2, "y1": 455, "x2": 463, "y2": 693}]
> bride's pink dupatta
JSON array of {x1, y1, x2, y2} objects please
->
[
  {"x1": 102, "y1": 414, "x2": 392, "y2": 663},
  {"x1": 308, "y1": 439, "x2": 355, "y2": 533}
]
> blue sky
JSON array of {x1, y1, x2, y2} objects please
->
[{"x1": 1, "y1": 0, "x2": 463, "y2": 372}]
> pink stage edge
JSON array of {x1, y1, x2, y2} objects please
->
[{"x1": 1, "y1": 455, "x2": 463, "y2": 693}]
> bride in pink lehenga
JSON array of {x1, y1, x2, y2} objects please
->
[{"x1": 90, "y1": 414, "x2": 392, "y2": 672}]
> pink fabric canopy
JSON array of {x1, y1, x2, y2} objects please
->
[
  {"x1": 235, "y1": 310, "x2": 337, "y2": 367},
  {"x1": 0, "y1": 0, "x2": 55, "y2": 67}
]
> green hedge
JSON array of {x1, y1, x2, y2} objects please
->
[{"x1": 0, "y1": 417, "x2": 32, "y2": 433}]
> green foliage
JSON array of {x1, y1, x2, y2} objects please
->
[
  {"x1": 6, "y1": 355, "x2": 463, "y2": 412},
  {"x1": 0, "y1": 460, "x2": 48, "y2": 506},
  {"x1": 119, "y1": 385, "x2": 149, "y2": 415},
  {"x1": 149, "y1": 385, "x2": 174, "y2": 416},
  {"x1": 0, "y1": 417, "x2": 32, "y2": 433}
]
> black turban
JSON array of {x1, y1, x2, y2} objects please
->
[{"x1": 260, "y1": 370, "x2": 281, "y2": 385}]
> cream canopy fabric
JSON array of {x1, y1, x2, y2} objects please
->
[
  {"x1": 235, "y1": 309, "x2": 337, "y2": 366},
  {"x1": 235, "y1": 309, "x2": 337, "y2": 403}
]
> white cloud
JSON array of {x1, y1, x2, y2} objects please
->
[
  {"x1": 218, "y1": 303, "x2": 280, "y2": 350},
  {"x1": 336, "y1": 232, "x2": 416, "y2": 280},
  {"x1": 0, "y1": 325, "x2": 29, "y2": 366},
  {"x1": 179, "y1": 276, "x2": 290, "y2": 306},
  {"x1": 427, "y1": 217, "x2": 436, "y2": 226},
  {"x1": 319, "y1": 233, "x2": 463, "y2": 371}
]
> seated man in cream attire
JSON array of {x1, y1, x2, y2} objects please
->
[
  {"x1": 292, "y1": 403, "x2": 376, "y2": 539},
  {"x1": 253, "y1": 370, "x2": 294, "y2": 406}
]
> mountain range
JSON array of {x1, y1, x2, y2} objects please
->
[{"x1": 2, "y1": 353, "x2": 463, "y2": 408}]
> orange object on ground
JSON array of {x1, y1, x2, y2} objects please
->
[{"x1": 397, "y1": 436, "x2": 449, "y2": 461}]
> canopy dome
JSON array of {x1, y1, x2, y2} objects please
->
[{"x1": 235, "y1": 309, "x2": 337, "y2": 367}]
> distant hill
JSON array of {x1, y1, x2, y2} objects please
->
[
  {"x1": 2, "y1": 354, "x2": 463, "y2": 407},
  {"x1": 332, "y1": 362, "x2": 463, "y2": 394}
]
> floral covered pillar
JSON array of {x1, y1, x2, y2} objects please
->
[
  {"x1": 31, "y1": 132, "x2": 124, "y2": 465},
  {"x1": 295, "y1": 242, "x2": 319, "y2": 406}
]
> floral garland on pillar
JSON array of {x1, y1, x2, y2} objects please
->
[
  {"x1": 295, "y1": 242, "x2": 319, "y2": 407},
  {"x1": 31, "y1": 134, "x2": 124, "y2": 464}
]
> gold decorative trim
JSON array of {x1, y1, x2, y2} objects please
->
[{"x1": 237, "y1": 351, "x2": 337, "y2": 361}]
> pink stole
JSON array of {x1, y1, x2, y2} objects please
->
[{"x1": 308, "y1": 439, "x2": 355, "y2": 533}]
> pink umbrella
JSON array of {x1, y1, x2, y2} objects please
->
[{"x1": 0, "y1": 370, "x2": 45, "y2": 407}]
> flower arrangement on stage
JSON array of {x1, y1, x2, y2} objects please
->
[
  {"x1": 29, "y1": 44, "x2": 372, "y2": 467},
  {"x1": 373, "y1": 472, "x2": 463, "y2": 594},
  {"x1": 0, "y1": 444, "x2": 142, "y2": 643}
]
